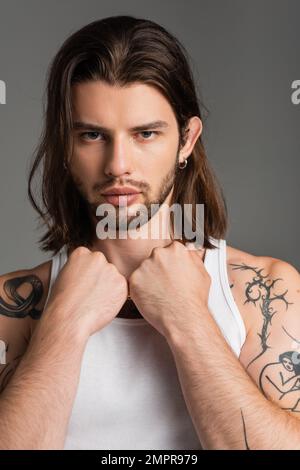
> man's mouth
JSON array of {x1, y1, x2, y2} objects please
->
[
  {"x1": 101, "y1": 192, "x2": 142, "y2": 207},
  {"x1": 101, "y1": 186, "x2": 142, "y2": 206}
]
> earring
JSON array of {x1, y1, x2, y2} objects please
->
[
  {"x1": 178, "y1": 159, "x2": 188, "y2": 170},
  {"x1": 63, "y1": 160, "x2": 68, "y2": 171}
]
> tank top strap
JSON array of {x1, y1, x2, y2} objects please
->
[
  {"x1": 218, "y1": 238, "x2": 247, "y2": 346},
  {"x1": 203, "y1": 236, "x2": 219, "y2": 271}
]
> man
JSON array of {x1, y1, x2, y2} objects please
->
[{"x1": 0, "y1": 15, "x2": 299, "y2": 450}]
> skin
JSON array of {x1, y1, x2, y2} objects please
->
[{"x1": 0, "y1": 81, "x2": 300, "y2": 449}]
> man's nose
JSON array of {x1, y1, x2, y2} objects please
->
[{"x1": 103, "y1": 137, "x2": 133, "y2": 177}]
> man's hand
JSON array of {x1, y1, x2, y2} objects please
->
[
  {"x1": 45, "y1": 246, "x2": 128, "y2": 338},
  {"x1": 128, "y1": 240, "x2": 211, "y2": 338}
]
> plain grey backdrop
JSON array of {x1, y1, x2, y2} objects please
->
[{"x1": 0, "y1": 0, "x2": 299, "y2": 273}]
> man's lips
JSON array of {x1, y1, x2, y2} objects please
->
[{"x1": 101, "y1": 189, "x2": 142, "y2": 207}]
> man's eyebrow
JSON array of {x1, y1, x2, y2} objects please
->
[{"x1": 72, "y1": 120, "x2": 169, "y2": 132}]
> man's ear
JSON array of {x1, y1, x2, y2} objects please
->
[{"x1": 178, "y1": 116, "x2": 203, "y2": 165}]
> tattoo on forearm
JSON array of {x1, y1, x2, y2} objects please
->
[
  {"x1": 230, "y1": 263, "x2": 292, "y2": 368},
  {"x1": 0, "y1": 275, "x2": 43, "y2": 319},
  {"x1": 241, "y1": 409, "x2": 250, "y2": 450},
  {"x1": 259, "y1": 350, "x2": 300, "y2": 412}
]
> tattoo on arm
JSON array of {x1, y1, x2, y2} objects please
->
[
  {"x1": 0, "y1": 275, "x2": 43, "y2": 319},
  {"x1": 230, "y1": 263, "x2": 292, "y2": 368},
  {"x1": 241, "y1": 409, "x2": 250, "y2": 450},
  {"x1": 259, "y1": 350, "x2": 300, "y2": 413}
]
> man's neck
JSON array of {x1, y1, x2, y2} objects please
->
[
  {"x1": 89, "y1": 201, "x2": 177, "y2": 279},
  {"x1": 89, "y1": 236, "x2": 173, "y2": 280}
]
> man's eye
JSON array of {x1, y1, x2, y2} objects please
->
[
  {"x1": 138, "y1": 131, "x2": 159, "y2": 140},
  {"x1": 80, "y1": 131, "x2": 103, "y2": 141},
  {"x1": 79, "y1": 130, "x2": 159, "y2": 142}
]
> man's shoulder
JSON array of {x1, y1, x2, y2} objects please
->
[
  {"x1": 0, "y1": 259, "x2": 53, "y2": 324},
  {"x1": 226, "y1": 243, "x2": 282, "y2": 268},
  {"x1": 226, "y1": 243, "x2": 299, "y2": 285},
  {"x1": 225, "y1": 243, "x2": 300, "y2": 335}
]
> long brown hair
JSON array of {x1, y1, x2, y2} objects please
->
[{"x1": 28, "y1": 15, "x2": 228, "y2": 254}]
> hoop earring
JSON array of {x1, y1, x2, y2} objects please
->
[{"x1": 178, "y1": 159, "x2": 188, "y2": 170}]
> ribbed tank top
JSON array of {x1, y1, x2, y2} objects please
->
[{"x1": 43, "y1": 237, "x2": 246, "y2": 450}]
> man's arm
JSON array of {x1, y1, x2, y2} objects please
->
[
  {"x1": 0, "y1": 265, "x2": 88, "y2": 449},
  {"x1": 0, "y1": 305, "x2": 87, "y2": 450},
  {"x1": 165, "y1": 258, "x2": 300, "y2": 449},
  {"x1": 0, "y1": 264, "x2": 49, "y2": 394},
  {"x1": 0, "y1": 246, "x2": 129, "y2": 449}
]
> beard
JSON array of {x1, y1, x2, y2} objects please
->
[{"x1": 73, "y1": 149, "x2": 180, "y2": 233}]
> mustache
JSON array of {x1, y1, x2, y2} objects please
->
[{"x1": 93, "y1": 181, "x2": 149, "y2": 192}]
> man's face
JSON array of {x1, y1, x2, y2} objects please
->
[
  {"x1": 282, "y1": 357, "x2": 294, "y2": 372},
  {"x1": 70, "y1": 80, "x2": 182, "y2": 231}
]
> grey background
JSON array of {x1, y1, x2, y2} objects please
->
[{"x1": 0, "y1": 0, "x2": 299, "y2": 274}]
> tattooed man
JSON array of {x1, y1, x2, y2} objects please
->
[{"x1": 0, "y1": 16, "x2": 299, "y2": 450}]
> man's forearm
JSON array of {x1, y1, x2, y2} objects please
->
[
  {"x1": 0, "y1": 306, "x2": 87, "y2": 449},
  {"x1": 165, "y1": 310, "x2": 300, "y2": 450}
]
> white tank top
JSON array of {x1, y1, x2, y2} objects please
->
[{"x1": 43, "y1": 237, "x2": 246, "y2": 450}]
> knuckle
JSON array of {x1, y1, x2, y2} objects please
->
[
  {"x1": 72, "y1": 246, "x2": 90, "y2": 256},
  {"x1": 107, "y1": 261, "x2": 117, "y2": 273},
  {"x1": 120, "y1": 275, "x2": 128, "y2": 291},
  {"x1": 151, "y1": 246, "x2": 160, "y2": 255},
  {"x1": 151, "y1": 248, "x2": 159, "y2": 259},
  {"x1": 93, "y1": 250, "x2": 105, "y2": 261},
  {"x1": 128, "y1": 271, "x2": 137, "y2": 286},
  {"x1": 173, "y1": 240, "x2": 184, "y2": 249}
]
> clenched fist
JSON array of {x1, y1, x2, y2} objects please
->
[
  {"x1": 128, "y1": 241, "x2": 211, "y2": 339},
  {"x1": 45, "y1": 246, "x2": 128, "y2": 338}
]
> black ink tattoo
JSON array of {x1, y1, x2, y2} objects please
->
[
  {"x1": 0, "y1": 275, "x2": 43, "y2": 319},
  {"x1": 241, "y1": 409, "x2": 250, "y2": 450},
  {"x1": 230, "y1": 263, "x2": 292, "y2": 368},
  {"x1": 259, "y1": 351, "x2": 300, "y2": 412}
]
